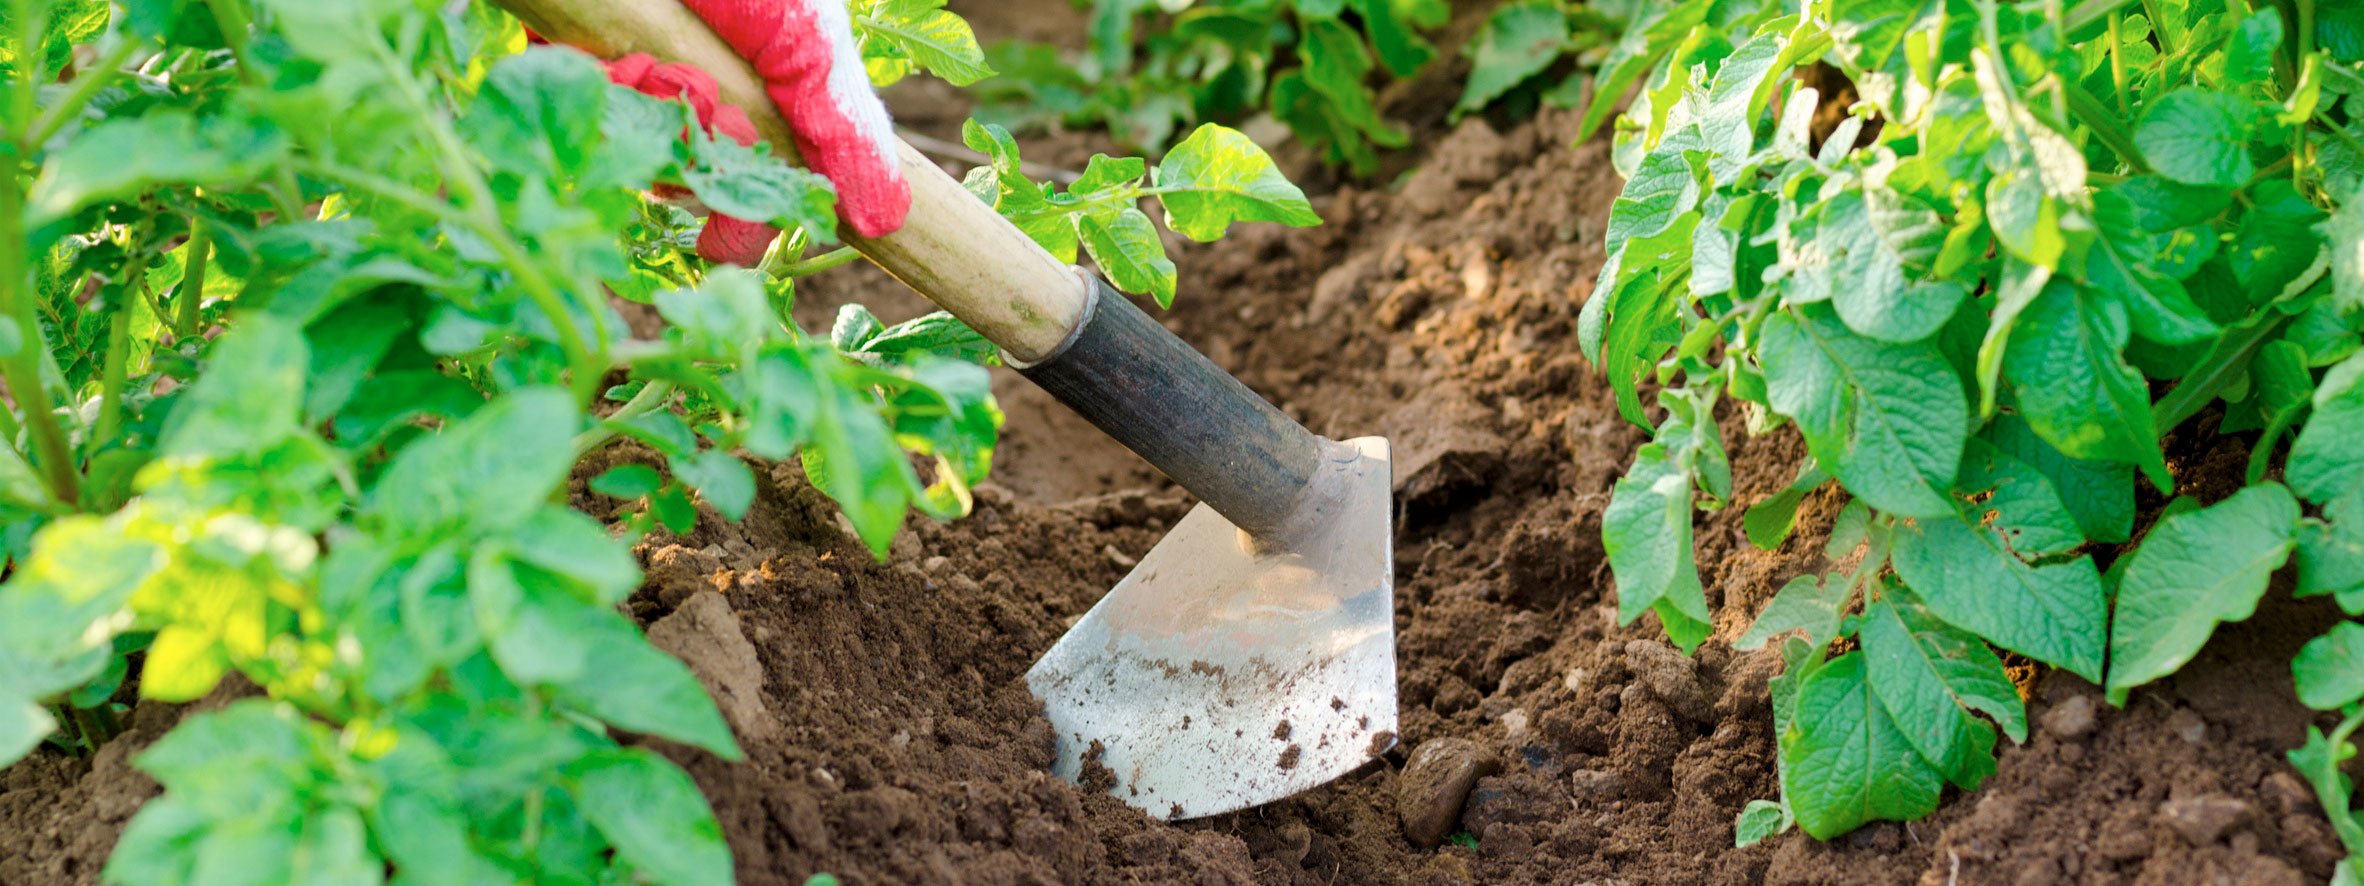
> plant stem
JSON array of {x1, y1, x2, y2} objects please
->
[
  {"x1": 2321, "y1": 706, "x2": 2364, "y2": 861},
  {"x1": 205, "y1": 0, "x2": 306, "y2": 220},
  {"x1": 25, "y1": 38, "x2": 140, "y2": 150},
  {"x1": 0, "y1": 163, "x2": 81, "y2": 506},
  {"x1": 2152, "y1": 313, "x2": 2292, "y2": 437},
  {"x1": 2141, "y1": 0, "x2": 2176, "y2": 54},
  {"x1": 768, "y1": 246, "x2": 860, "y2": 279},
  {"x1": 572, "y1": 380, "x2": 676, "y2": 454},
  {"x1": 2106, "y1": 12, "x2": 2133, "y2": 116},
  {"x1": 93, "y1": 234, "x2": 157, "y2": 454},
  {"x1": 368, "y1": 44, "x2": 607, "y2": 404},
  {"x1": 68, "y1": 702, "x2": 118, "y2": 750},
  {"x1": 92, "y1": 302, "x2": 131, "y2": 452},
  {"x1": 2063, "y1": 78, "x2": 2153, "y2": 173},
  {"x1": 175, "y1": 222, "x2": 212, "y2": 340},
  {"x1": 9, "y1": 0, "x2": 48, "y2": 134}
]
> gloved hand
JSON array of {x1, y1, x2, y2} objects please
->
[{"x1": 553, "y1": 0, "x2": 912, "y2": 265}]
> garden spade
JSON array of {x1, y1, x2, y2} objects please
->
[{"x1": 502, "y1": 0, "x2": 1399, "y2": 823}]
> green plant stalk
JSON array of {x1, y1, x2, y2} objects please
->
[
  {"x1": 2140, "y1": 0, "x2": 2176, "y2": 54},
  {"x1": 25, "y1": 38, "x2": 140, "y2": 150},
  {"x1": 2319, "y1": 706, "x2": 2364, "y2": 861},
  {"x1": 202, "y1": 0, "x2": 306, "y2": 220},
  {"x1": 175, "y1": 222, "x2": 212, "y2": 339},
  {"x1": 94, "y1": 240, "x2": 159, "y2": 453},
  {"x1": 0, "y1": 163, "x2": 82, "y2": 505},
  {"x1": 2106, "y1": 12, "x2": 2132, "y2": 116},
  {"x1": 2062, "y1": 78, "x2": 2152, "y2": 173},
  {"x1": 2152, "y1": 313, "x2": 2292, "y2": 437},
  {"x1": 571, "y1": 379, "x2": 676, "y2": 454},
  {"x1": 9, "y1": 0, "x2": 48, "y2": 134},
  {"x1": 769, "y1": 245, "x2": 860, "y2": 278},
  {"x1": 68, "y1": 701, "x2": 119, "y2": 750},
  {"x1": 2297, "y1": 0, "x2": 2315, "y2": 75},
  {"x1": 370, "y1": 41, "x2": 607, "y2": 403}
]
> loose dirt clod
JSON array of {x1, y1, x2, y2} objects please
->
[
  {"x1": 1396, "y1": 738, "x2": 1499, "y2": 849},
  {"x1": 648, "y1": 590, "x2": 777, "y2": 742},
  {"x1": 2159, "y1": 795, "x2": 2256, "y2": 845},
  {"x1": 2041, "y1": 694, "x2": 2098, "y2": 741}
]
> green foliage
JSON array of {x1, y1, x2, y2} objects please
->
[
  {"x1": 972, "y1": 0, "x2": 1447, "y2": 173},
  {"x1": 849, "y1": 0, "x2": 996, "y2": 87},
  {"x1": 959, "y1": 119, "x2": 1316, "y2": 307},
  {"x1": 0, "y1": 0, "x2": 1318, "y2": 880},
  {"x1": 1589, "y1": 0, "x2": 2364, "y2": 847}
]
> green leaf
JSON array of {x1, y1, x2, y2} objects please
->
[
  {"x1": 1070, "y1": 154, "x2": 1146, "y2": 194},
  {"x1": 2293, "y1": 622, "x2": 2364, "y2": 711},
  {"x1": 849, "y1": 312, "x2": 995, "y2": 366},
  {"x1": 552, "y1": 611, "x2": 742, "y2": 759},
  {"x1": 505, "y1": 507, "x2": 642, "y2": 606},
  {"x1": 2292, "y1": 352, "x2": 2364, "y2": 503},
  {"x1": 1078, "y1": 207, "x2": 1178, "y2": 307},
  {"x1": 684, "y1": 133, "x2": 840, "y2": 243},
  {"x1": 856, "y1": 0, "x2": 996, "y2": 86},
  {"x1": 673, "y1": 450, "x2": 756, "y2": 521},
  {"x1": 2325, "y1": 191, "x2": 2364, "y2": 317},
  {"x1": 568, "y1": 749, "x2": 733, "y2": 886},
  {"x1": 1154, "y1": 124, "x2": 1321, "y2": 242},
  {"x1": 1743, "y1": 463, "x2": 1828, "y2": 550},
  {"x1": 1890, "y1": 516, "x2": 2108, "y2": 681},
  {"x1": 1954, "y1": 438, "x2": 2085, "y2": 558},
  {"x1": 1734, "y1": 799, "x2": 1791, "y2": 848},
  {"x1": 1779, "y1": 653, "x2": 1945, "y2": 840},
  {"x1": 2135, "y1": 89, "x2": 2257, "y2": 187},
  {"x1": 592, "y1": 464, "x2": 664, "y2": 500},
  {"x1": 2088, "y1": 192, "x2": 2218, "y2": 347},
  {"x1": 26, "y1": 112, "x2": 289, "y2": 237},
  {"x1": 474, "y1": 553, "x2": 590, "y2": 686},
  {"x1": 2299, "y1": 490, "x2": 2364, "y2": 612},
  {"x1": 1604, "y1": 447, "x2": 1710, "y2": 652},
  {"x1": 1759, "y1": 308, "x2": 1965, "y2": 519},
  {"x1": 364, "y1": 388, "x2": 581, "y2": 537},
  {"x1": 2002, "y1": 280, "x2": 2170, "y2": 491},
  {"x1": 1860, "y1": 589, "x2": 2025, "y2": 788},
  {"x1": 1988, "y1": 413, "x2": 2133, "y2": 544},
  {"x1": 1455, "y1": 1, "x2": 1569, "y2": 114},
  {"x1": 1736, "y1": 574, "x2": 1852, "y2": 651},
  {"x1": 1818, "y1": 191, "x2": 1963, "y2": 344},
  {"x1": 2107, "y1": 483, "x2": 2300, "y2": 698},
  {"x1": 0, "y1": 699, "x2": 55, "y2": 767},
  {"x1": 1353, "y1": 0, "x2": 1444, "y2": 77},
  {"x1": 656, "y1": 267, "x2": 778, "y2": 356},
  {"x1": 158, "y1": 316, "x2": 309, "y2": 459}
]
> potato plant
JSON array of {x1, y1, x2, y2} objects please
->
[
  {"x1": 0, "y1": 0, "x2": 1311, "y2": 881},
  {"x1": 974, "y1": 0, "x2": 1449, "y2": 173},
  {"x1": 1581, "y1": 0, "x2": 2364, "y2": 863}
]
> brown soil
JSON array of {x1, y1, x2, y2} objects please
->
[{"x1": 2, "y1": 4, "x2": 2355, "y2": 885}]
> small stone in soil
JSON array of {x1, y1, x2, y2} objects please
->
[
  {"x1": 1624, "y1": 640, "x2": 1713, "y2": 722},
  {"x1": 1566, "y1": 768, "x2": 1624, "y2": 805},
  {"x1": 1103, "y1": 544, "x2": 1138, "y2": 569},
  {"x1": 2157, "y1": 794, "x2": 2253, "y2": 845},
  {"x1": 2041, "y1": 694, "x2": 2098, "y2": 740},
  {"x1": 1395, "y1": 738, "x2": 1500, "y2": 849},
  {"x1": 2166, "y1": 707, "x2": 2209, "y2": 745}
]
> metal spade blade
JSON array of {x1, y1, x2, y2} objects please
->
[{"x1": 1026, "y1": 437, "x2": 1396, "y2": 821}]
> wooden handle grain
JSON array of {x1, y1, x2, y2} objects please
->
[{"x1": 498, "y1": 0, "x2": 1088, "y2": 361}]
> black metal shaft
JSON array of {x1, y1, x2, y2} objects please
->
[{"x1": 1016, "y1": 276, "x2": 1323, "y2": 538}]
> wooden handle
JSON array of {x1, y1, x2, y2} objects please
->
[{"x1": 498, "y1": 0, "x2": 1088, "y2": 361}]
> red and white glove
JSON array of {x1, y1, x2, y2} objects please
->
[{"x1": 552, "y1": 0, "x2": 912, "y2": 264}]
